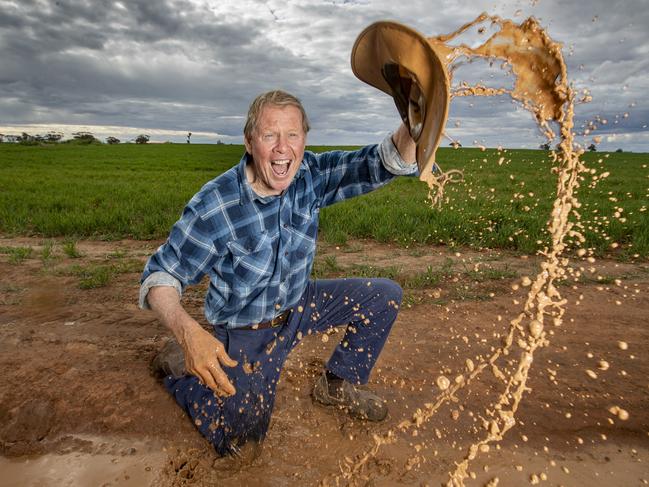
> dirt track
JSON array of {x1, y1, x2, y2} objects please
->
[{"x1": 1, "y1": 237, "x2": 648, "y2": 486}]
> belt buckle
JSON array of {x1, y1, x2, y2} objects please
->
[
  {"x1": 271, "y1": 310, "x2": 289, "y2": 327},
  {"x1": 270, "y1": 313, "x2": 283, "y2": 327}
]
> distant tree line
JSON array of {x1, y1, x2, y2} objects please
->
[
  {"x1": 0, "y1": 131, "x2": 66, "y2": 145},
  {"x1": 539, "y1": 142, "x2": 624, "y2": 153},
  {"x1": 0, "y1": 132, "x2": 229, "y2": 145},
  {"x1": 0, "y1": 131, "x2": 152, "y2": 145}
]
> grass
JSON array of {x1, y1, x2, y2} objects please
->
[
  {"x1": 106, "y1": 249, "x2": 127, "y2": 259},
  {"x1": 318, "y1": 148, "x2": 649, "y2": 258},
  {"x1": 0, "y1": 245, "x2": 33, "y2": 264},
  {"x1": 0, "y1": 143, "x2": 647, "y2": 258},
  {"x1": 64, "y1": 258, "x2": 143, "y2": 289},
  {"x1": 0, "y1": 143, "x2": 241, "y2": 240},
  {"x1": 462, "y1": 263, "x2": 518, "y2": 282},
  {"x1": 63, "y1": 240, "x2": 82, "y2": 258},
  {"x1": 311, "y1": 256, "x2": 337, "y2": 278},
  {"x1": 574, "y1": 265, "x2": 649, "y2": 285},
  {"x1": 347, "y1": 264, "x2": 401, "y2": 280},
  {"x1": 310, "y1": 254, "x2": 514, "y2": 294},
  {"x1": 71, "y1": 264, "x2": 113, "y2": 289},
  {"x1": 40, "y1": 240, "x2": 55, "y2": 261},
  {"x1": 402, "y1": 265, "x2": 445, "y2": 288}
]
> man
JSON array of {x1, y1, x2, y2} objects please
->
[{"x1": 140, "y1": 89, "x2": 417, "y2": 459}]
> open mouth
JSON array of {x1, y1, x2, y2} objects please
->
[{"x1": 271, "y1": 159, "x2": 291, "y2": 177}]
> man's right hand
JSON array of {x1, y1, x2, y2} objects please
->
[
  {"x1": 180, "y1": 323, "x2": 238, "y2": 396},
  {"x1": 146, "y1": 285, "x2": 238, "y2": 397}
]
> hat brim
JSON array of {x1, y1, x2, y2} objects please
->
[{"x1": 351, "y1": 21, "x2": 449, "y2": 178}]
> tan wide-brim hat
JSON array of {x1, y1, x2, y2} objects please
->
[{"x1": 351, "y1": 21, "x2": 450, "y2": 178}]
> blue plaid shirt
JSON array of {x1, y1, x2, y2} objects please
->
[{"x1": 140, "y1": 137, "x2": 415, "y2": 328}]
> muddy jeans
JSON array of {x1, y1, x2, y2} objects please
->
[{"x1": 164, "y1": 278, "x2": 402, "y2": 456}]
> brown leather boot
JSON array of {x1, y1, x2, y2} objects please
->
[
  {"x1": 151, "y1": 339, "x2": 187, "y2": 379},
  {"x1": 312, "y1": 372, "x2": 388, "y2": 422}
]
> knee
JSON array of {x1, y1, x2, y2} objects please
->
[{"x1": 372, "y1": 278, "x2": 403, "y2": 305}]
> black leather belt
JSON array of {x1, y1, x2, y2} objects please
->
[{"x1": 240, "y1": 309, "x2": 291, "y2": 330}]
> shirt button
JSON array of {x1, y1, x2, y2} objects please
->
[{"x1": 284, "y1": 251, "x2": 288, "y2": 256}]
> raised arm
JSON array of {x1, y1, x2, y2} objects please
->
[
  {"x1": 391, "y1": 121, "x2": 416, "y2": 165},
  {"x1": 313, "y1": 122, "x2": 417, "y2": 208}
]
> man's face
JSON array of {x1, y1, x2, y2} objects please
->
[{"x1": 244, "y1": 104, "x2": 306, "y2": 196}]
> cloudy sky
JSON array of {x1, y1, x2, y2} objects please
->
[{"x1": 1, "y1": 0, "x2": 647, "y2": 151}]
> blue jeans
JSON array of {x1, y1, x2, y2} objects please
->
[{"x1": 164, "y1": 278, "x2": 402, "y2": 455}]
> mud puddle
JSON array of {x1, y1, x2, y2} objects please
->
[{"x1": 0, "y1": 435, "x2": 167, "y2": 487}]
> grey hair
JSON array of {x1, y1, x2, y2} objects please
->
[{"x1": 243, "y1": 90, "x2": 310, "y2": 141}]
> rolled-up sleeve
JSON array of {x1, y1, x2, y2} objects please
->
[
  {"x1": 139, "y1": 271, "x2": 183, "y2": 309},
  {"x1": 379, "y1": 133, "x2": 418, "y2": 176}
]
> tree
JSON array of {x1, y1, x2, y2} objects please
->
[
  {"x1": 187, "y1": 132, "x2": 192, "y2": 144},
  {"x1": 45, "y1": 131, "x2": 63, "y2": 143},
  {"x1": 615, "y1": 148, "x2": 623, "y2": 153},
  {"x1": 135, "y1": 134, "x2": 150, "y2": 144},
  {"x1": 72, "y1": 131, "x2": 100, "y2": 144},
  {"x1": 106, "y1": 136, "x2": 120, "y2": 145},
  {"x1": 17, "y1": 132, "x2": 40, "y2": 145},
  {"x1": 539, "y1": 143, "x2": 550, "y2": 150},
  {"x1": 588, "y1": 143, "x2": 597, "y2": 152}
]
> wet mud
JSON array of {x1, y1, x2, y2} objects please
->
[{"x1": 0, "y1": 238, "x2": 647, "y2": 486}]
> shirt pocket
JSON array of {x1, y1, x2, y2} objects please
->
[
  {"x1": 290, "y1": 203, "x2": 319, "y2": 230},
  {"x1": 226, "y1": 232, "x2": 275, "y2": 291},
  {"x1": 290, "y1": 206, "x2": 319, "y2": 261}
]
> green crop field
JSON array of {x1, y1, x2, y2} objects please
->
[{"x1": 0, "y1": 143, "x2": 647, "y2": 258}]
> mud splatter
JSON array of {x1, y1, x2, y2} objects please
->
[{"x1": 322, "y1": 13, "x2": 590, "y2": 486}]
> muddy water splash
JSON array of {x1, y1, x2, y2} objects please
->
[
  {"x1": 425, "y1": 14, "x2": 568, "y2": 206},
  {"x1": 431, "y1": 13, "x2": 567, "y2": 133},
  {"x1": 322, "y1": 13, "x2": 587, "y2": 486}
]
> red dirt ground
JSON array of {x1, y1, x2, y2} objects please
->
[{"x1": 1, "y1": 237, "x2": 647, "y2": 486}]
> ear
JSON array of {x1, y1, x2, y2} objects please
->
[{"x1": 244, "y1": 136, "x2": 252, "y2": 155}]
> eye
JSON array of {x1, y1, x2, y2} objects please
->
[{"x1": 262, "y1": 133, "x2": 277, "y2": 142}]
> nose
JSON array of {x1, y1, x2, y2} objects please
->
[{"x1": 274, "y1": 133, "x2": 289, "y2": 153}]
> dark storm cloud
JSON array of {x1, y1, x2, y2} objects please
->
[
  {"x1": 0, "y1": 0, "x2": 318, "y2": 137},
  {"x1": 1, "y1": 0, "x2": 647, "y2": 150}
]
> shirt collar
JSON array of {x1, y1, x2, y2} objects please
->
[
  {"x1": 236, "y1": 153, "x2": 256, "y2": 205},
  {"x1": 237, "y1": 152, "x2": 308, "y2": 205}
]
